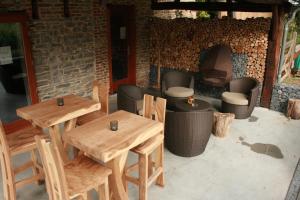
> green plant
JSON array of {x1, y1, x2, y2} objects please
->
[{"x1": 195, "y1": 0, "x2": 213, "y2": 19}]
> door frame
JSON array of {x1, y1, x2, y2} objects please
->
[
  {"x1": 107, "y1": 5, "x2": 136, "y2": 93},
  {"x1": 0, "y1": 12, "x2": 38, "y2": 133}
]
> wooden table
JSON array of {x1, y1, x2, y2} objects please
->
[
  {"x1": 63, "y1": 110, "x2": 164, "y2": 200},
  {"x1": 17, "y1": 94, "x2": 100, "y2": 162}
]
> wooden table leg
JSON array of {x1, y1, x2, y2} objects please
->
[
  {"x1": 63, "y1": 119, "x2": 78, "y2": 158},
  {"x1": 106, "y1": 152, "x2": 129, "y2": 200},
  {"x1": 49, "y1": 125, "x2": 69, "y2": 163}
]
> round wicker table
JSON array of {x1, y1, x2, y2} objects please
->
[
  {"x1": 174, "y1": 99, "x2": 212, "y2": 112},
  {"x1": 165, "y1": 99, "x2": 213, "y2": 157}
]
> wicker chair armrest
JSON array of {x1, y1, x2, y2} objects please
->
[
  {"x1": 161, "y1": 80, "x2": 167, "y2": 96},
  {"x1": 189, "y1": 76, "x2": 194, "y2": 89}
]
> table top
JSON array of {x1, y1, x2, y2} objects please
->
[
  {"x1": 175, "y1": 99, "x2": 212, "y2": 112},
  {"x1": 17, "y1": 95, "x2": 100, "y2": 128},
  {"x1": 63, "y1": 110, "x2": 164, "y2": 163}
]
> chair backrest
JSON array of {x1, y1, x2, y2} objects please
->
[
  {"x1": 117, "y1": 85, "x2": 143, "y2": 114},
  {"x1": 92, "y1": 81, "x2": 109, "y2": 114},
  {"x1": 118, "y1": 84, "x2": 143, "y2": 100},
  {"x1": 142, "y1": 94, "x2": 154, "y2": 119},
  {"x1": 200, "y1": 45, "x2": 232, "y2": 72},
  {"x1": 142, "y1": 94, "x2": 167, "y2": 125},
  {"x1": 162, "y1": 71, "x2": 194, "y2": 90},
  {"x1": 154, "y1": 97, "x2": 167, "y2": 125},
  {"x1": 0, "y1": 121, "x2": 14, "y2": 199},
  {"x1": 35, "y1": 136, "x2": 69, "y2": 200},
  {"x1": 229, "y1": 77, "x2": 259, "y2": 94}
]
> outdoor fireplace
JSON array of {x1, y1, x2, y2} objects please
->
[{"x1": 198, "y1": 44, "x2": 233, "y2": 87}]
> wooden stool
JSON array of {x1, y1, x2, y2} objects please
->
[
  {"x1": 125, "y1": 94, "x2": 166, "y2": 200},
  {"x1": 77, "y1": 81, "x2": 109, "y2": 125},
  {"x1": 287, "y1": 98, "x2": 300, "y2": 119},
  {"x1": 35, "y1": 136, "x2": 111, "y2": 200},
  {"x1": 0, "y1": 121, "x2": 45, "y2": 200},
  {"x1": 212, "y1": 112, "x2": 235, "y2": 137}
]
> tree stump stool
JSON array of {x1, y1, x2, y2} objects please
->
[
  {"x1": 287, "y1": 99, "x2": 300, "y2": 119},
  {"x1": 213, "y1": 112, "x2": 235, "y2": 137}
]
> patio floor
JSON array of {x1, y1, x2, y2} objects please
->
[{"x1": 1, "y1": 95, "x2": 300, "y2": 200}]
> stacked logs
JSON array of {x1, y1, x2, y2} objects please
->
[{"x1": 149, "y1": 17, "x2": 271, "y2": 83}]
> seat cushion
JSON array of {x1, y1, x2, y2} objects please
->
[
  {"x1": 65, "y1": 155, "x2": 112, "y2": 196},
  {"x1": 222, "y1": 92, "x2": 248, "y2": 106},
  {"x1": 7, "y1": 126, "x2": 45, "y2": 154},
  {"x1": 164, "y1": 87, "x2": 194, "y2": 98}
]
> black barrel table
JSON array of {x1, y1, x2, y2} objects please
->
[{"x1": 165, "y1": 99, "x2": 213, "y2": 157}]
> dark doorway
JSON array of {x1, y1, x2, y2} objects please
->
[{"x1": 108, "y1": 5, "x2": 136, "y2": 92}]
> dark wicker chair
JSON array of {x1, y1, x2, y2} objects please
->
[
  {"x1": 199, "y1": 44, "x2": 233, "y2": 87},
  {"x1": 117, "y1": 84, "x2": 143, "y2": 114},
  {"x1": 221, "y1": 77, "x2": 259, "y2": 119},
  {"x1": 165, "y1": 110, "x2": 213, "y2": 157},
  {"x1": 161, "y1": 71, "x2": 194, "y2": 109}
]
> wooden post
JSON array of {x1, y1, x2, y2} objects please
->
[
  {"x1": 64, "y1": 0, "x2": 70, "y2": 18},
  {"x1": 287, "y1": 99, "x2": 300, "y2": 119},
  {"x1": 212, "y1": 112, "x2": 235, "y2": 138},
  {"x1": 227, "y1": 0, "x2": 233, "y2": 18},
  {"x1": 31, "y1": 0, "x2": 39, "y2": 19},
  {"x1": 156, "y1": 49, "x2": 161, "y2": 89},
  {"x1": 261, "y1": 5, "x2": 285, "y2": 108}
]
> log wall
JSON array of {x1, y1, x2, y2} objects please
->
[{"x1": 150, "y1": 17, "x2": 271, "y2": 82}]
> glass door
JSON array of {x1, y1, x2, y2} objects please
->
[
  {"x1": 108, "y1": 5, "x2": 136, "y2": 92},
  {"x1": 0, "y1": 13, "x2": 38, "y2": 133}
]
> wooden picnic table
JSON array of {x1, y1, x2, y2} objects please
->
[
  {"x1": 16, "y1": 94, "x2": 100, "y2": 161},
  {"x1": 63, "y1": 110, "x2": 164, "y2": 200}
]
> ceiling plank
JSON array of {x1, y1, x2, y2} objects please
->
[{"x1": 151, "y1": 1, "x2": 289, "y2": 12}]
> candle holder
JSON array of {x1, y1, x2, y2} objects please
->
[
  {"x1": 110, "y1": 120, "x2": 118, "y2": 131},
  {"x1": 57, "y1": 97, "x2": 64, "y2": 106},
  {"x1": 187, "y1": 96, "x2": 194, "y2": 105}
]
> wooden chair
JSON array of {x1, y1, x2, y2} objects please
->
[
  {"x1": 77, "y1": 81, "x2": 109, "y2": 126},
  {"x1": 0, "y1": 121, "x2": 45, "y2": 200},
  {"x1": 35, "y1": 136, "x2": 111, "y2": 200},
  {"x1": 125, "y1": 94, "x2": 167, "y2": 200}
]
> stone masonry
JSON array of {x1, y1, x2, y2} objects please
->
[
  {"x1": 1, "y1": 0, "x2": 152, "y2": 100},
  {"x1": 271, "y1": 83, "x2": 300, "y2": 113}
]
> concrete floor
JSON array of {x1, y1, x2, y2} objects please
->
[{"x1": 1, "y1": 96, "x2": 300, "y2": 200}]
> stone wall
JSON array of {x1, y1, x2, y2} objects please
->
[
  {"x1": 1, "y1": 0, "x2": 96, "y2": 100},
  {"x1": 150, "y1": 17, "x2": 271, "y2": 83},
  {"x1": 270, "y1": 84, "x2": 300, "y2": 113},
  {"x1": 1, "y1": 0, "x2": 152, "y2": 100}
]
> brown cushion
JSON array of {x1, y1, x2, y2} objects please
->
[
  {"x1": 222, "y1": 92, "x2": 248, "y2": 106},
  {"x1": 164, "y1": 87, "x2": 194, "y2": 98}
]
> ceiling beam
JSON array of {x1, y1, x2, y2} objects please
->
[{"x1": 151, "y1": 1, "x2": 287, "y2": 12}]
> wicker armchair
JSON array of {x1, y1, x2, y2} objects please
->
[
  {"x1": 117, "y1": 84, "x2": 143, "y2": 114},
  {"x1": 221, "y1": 77, "x2": 259, "y2": 119},
  {"x1": 165, "y1": 110, "x2": 213, "y2": 157},
  {"x1": 161, "y1": 71, "x2": 194, "y2": 109}
]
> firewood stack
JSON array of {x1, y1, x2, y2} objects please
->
[{"x1": 150, "y1": 17, "x2": 271, "y2": 83}]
